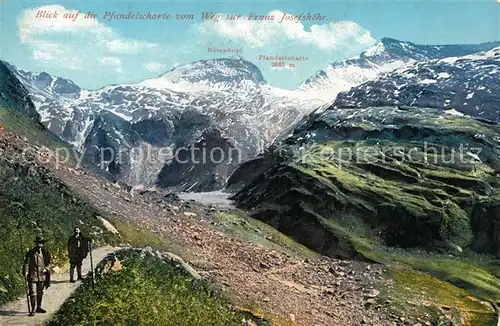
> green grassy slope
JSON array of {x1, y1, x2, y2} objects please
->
[
  {"x1": 49, "y1": 249, "x2": 268, "y2": 326},
  {"x1": 234, "y1": 107, "x2": 500, "y2": 258},
  {"x1": 0, "y1": 149, "x2": 119, "y2": 305},
  {"x1": 0, "y1": 107, "x2": 69, "y2": 152},
  {"x1": 0, "y1": 99, "x2": 122, "y2": 304},
  {"x1": 232, "y1": 107, "x2": 500, "y2": 324}
]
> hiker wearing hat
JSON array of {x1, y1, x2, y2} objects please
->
[
  {"x1": 67, "y1": 227, "x2": 89, "y2": 283},
  {"x1": 23, "y1": 236, "x2": 51, "y2": 316}
]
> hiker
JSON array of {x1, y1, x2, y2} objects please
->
[
  {"x1": 23, "y1": 236, "x2": 51, "y2": 316},
  {"x1": 67, "y1": 227, "x2": 89, "y2": 282}
]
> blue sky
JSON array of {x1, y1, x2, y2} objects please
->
[{"x1": 1, "y1": 0, "x2": 499, "y2": 90}]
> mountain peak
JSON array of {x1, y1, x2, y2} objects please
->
[
  {"x1": 143, "y1": 57, "x2": 266, "y2": 90},
  {"x1": 299, "y1": 38, "x2": 500, "y2": 101},
  {"x1": 6, "y1": 63, "x2": 81, "y2": 102},
  {"x1": 380, "y1": 37, "x2": 403, "y2": 44},
  {"x1": 332, "y1": 45, "x2": 500, "y2": 122},
  {"x1": 364, "y1": 37, "x2": 500, "y2": 61},
  {"x1": 379, "y1": 37, "x2": 415, "y2": 47}
]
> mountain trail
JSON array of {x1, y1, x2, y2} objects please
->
[
  {"x1": 0, "y1": 246, "x2": 118, "y2": 326},
  {"x1": 0, "y1": 130, "x2": 394, "y2": 326}
]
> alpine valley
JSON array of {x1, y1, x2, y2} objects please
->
[
  {"x1": 4, "y1": 38, "x2": 500, "y2": 192},
  {"x1": 5, "y1": 57, "x2": 324, "y2": 191},
  {"x1": 225, "y1": 39, "x2": 500, "y2": 324},
  {"x1": 2, "y1": 36, "x2": 500, "y2": 325},
  {"x1": 229, "y1": 40, "x2": 500, "y2": 258}
]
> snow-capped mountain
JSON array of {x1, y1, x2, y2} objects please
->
[
  {"x1": 332, "y1": 46, "x2": 500, "y2": 122},
  {"x1": 300, "y1": 38, "x2": 500, "y2": 102},
  {"x1": 228, "y1": 44, "x2": 500, "y2": 259},
  {"x1": 6, "y1": 57, "x2": 325, "y2": 190},
  {"x1": 141, "y1": 55, "x2": 265, "y2": 90},
  {"x1": 7, "y1": 38, "x2": 500, "y2": 190}
]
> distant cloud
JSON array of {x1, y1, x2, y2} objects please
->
[
  {"x1": 18, "y1": 5, "x2": 106, "y2": 43},
  {"x1": 28, "y1": 40, "x2": 84, "y2": 70},
  {"x1": 99, "y1": 56, "x2": 123, "y2": 73},
  {"x1": 17, "y1": 5, "x2": 157, "y2": 68},
  {"x1": 14, "y1": 6, "x2": 376, "y2": 90},
  {"x1": 144, "y1": 61, "x2": 167, "y2": 72},
  {"x1": 32, "y1": 50, "x2": 56, "y2": 62},
  {"x1": 104, "y1": 39, "x2": 157, "y2": 54},
  {"x1": 99, "y1": 56, "x2": 122, "y2": 66},
  {"x1": 198, "y1": 10, "x2": 375, "y2": 50}
]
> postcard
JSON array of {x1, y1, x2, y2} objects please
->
[{"x1": 1, "y1": 1, "x2": 499, "y2": 325}]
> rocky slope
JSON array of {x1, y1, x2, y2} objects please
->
[
  {"x1": 0, "y1": 110, "x2": 400, "y2": 326},
  {"x1": 2, "y1": 119, "x2": 497, "y2": 325},
  {"x1": 6, "y1": 58, "x2": 324, "y2": 190},
  {"x1": 7, "y1": 39, "x2": 500, "y2": 191},
  {"x1": 50, "y1": 248, "x2": 268, "y2": 326},
  {"x1": 300, "y1": 38, "x2": 500, "y2": 102}
]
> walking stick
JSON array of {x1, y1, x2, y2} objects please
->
[
  {"x1": 88, "y1": 239, "x2": 94, "y2": 288},
  {"x1": 24, "y1": 278, "x2": 31, "y2": 315},
  {"x1": 19, "y1": 232, "x2": 31, "y2": 314}
]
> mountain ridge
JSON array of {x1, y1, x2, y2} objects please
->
[
  {"x1": 229, "y1": 43, "x2": 500, "y2": 259},
  {"x1": 332, "y1": 46, "x2": 500, "y2": 122},
  {"x1": 6, "y1": 37, "x2": 500, "y2": 189},
  {"x1": 299, "y1": 38, "x2": 500, "y2": 101},
  {"x1": 6, "y1": 57, "x2": 324, "y2": 189},
  {"x1": 0, "y1": 61, "x2": 41, "y2": 121}
]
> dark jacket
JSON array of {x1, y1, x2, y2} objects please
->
[
  {"x1": 67, "y1": 235, "x2": 89, "y2": 261},
  {"x1": 23, "y1": 248, "x2": 51, "y2": 283}
]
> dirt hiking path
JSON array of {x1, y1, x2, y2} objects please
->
[
  {"x1": 0, "y1": 129, "x2": 396, "y2": 325},
  {"x1": 0, "y1": 246, "x2": 118, "y2": 326}
]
